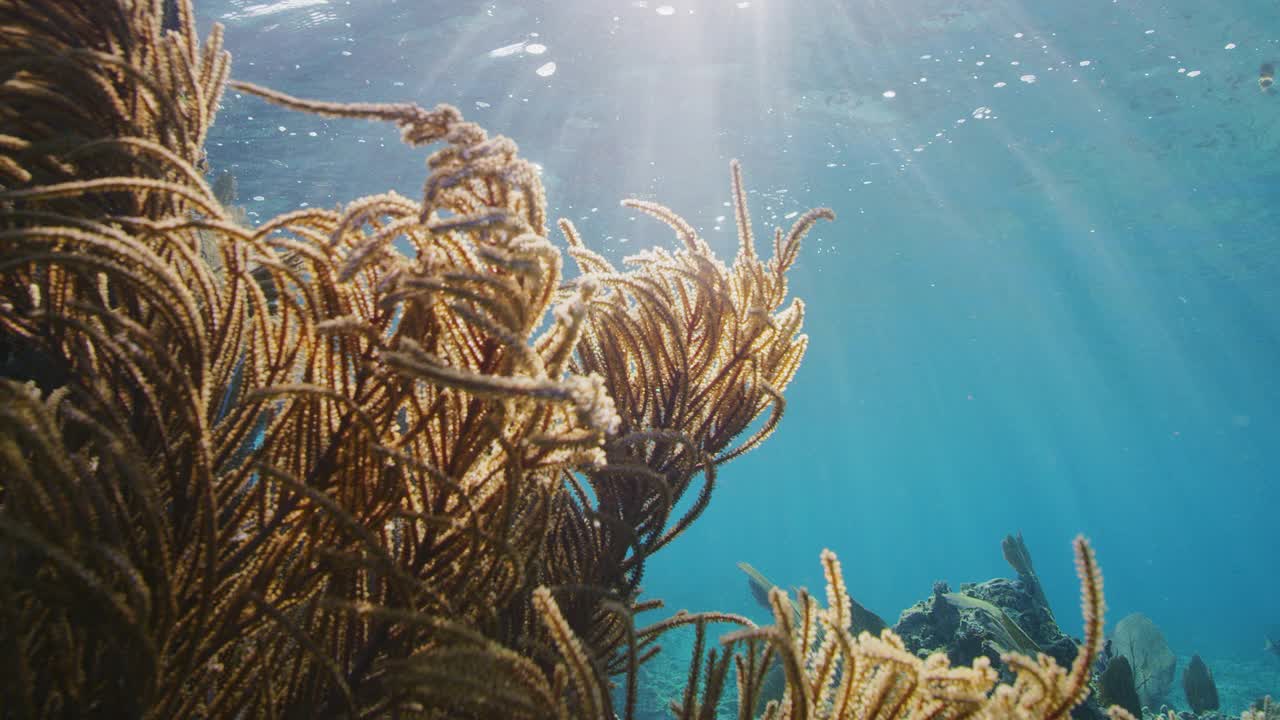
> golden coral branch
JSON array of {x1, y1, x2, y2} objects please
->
[
  {"x1": 715, "y1": 539, "x2": 1110, "y2": 720},
  {"x1": 0, "y1": 2, "x2": 837, "y2": 717},
  {"x1": 533, "y1": 586, "x2": 607, "y2": 720}
]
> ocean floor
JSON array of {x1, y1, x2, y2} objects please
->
[{"x1": 1166, "y1": 653, "x2": 1280, "y2": 717}]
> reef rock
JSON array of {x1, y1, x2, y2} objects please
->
[
  {"x1": 893, "y1": 575, "x2": 1078, "y2": 676},
  {"x1": 893, "y1": 572, "x2": 1107, "y2": 720}
]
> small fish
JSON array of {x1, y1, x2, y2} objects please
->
[
  {"x1": 737, "y1": 561, "x2": 889, "y2": 636},
  {"x1": 1260, "y1": 62, "x2": 1275, "y2": 92},
  {"x1": 1266, "y1": 635, "x2": 1280, "y2": 657},
  {"x1": 738, "y1": 561, "x2": 798, "y2": 620}
]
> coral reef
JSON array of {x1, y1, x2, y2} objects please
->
[{"x1": 0, "y1": 2, "x2": 1125, "y2": 719}]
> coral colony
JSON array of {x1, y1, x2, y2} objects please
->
[{"x1": 0, "y1": 1, "x2": 1140, "y2": 717}]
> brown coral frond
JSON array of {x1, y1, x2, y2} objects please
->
[
  {"x1": 1, "y1": 1, "x2": 833, "y2": 716},
  {"x1": 554, "y1": 162, "x2": 827, "y2": 630},
  {"x1": 730, "y1": 159, "x2": 758, "y2": 260},
  {"x1": 533, "y1": 586, "x2": 608, "y2": 719},
  {"x1": 229, "y1": 80, "x2": 464, "y2": 150}
]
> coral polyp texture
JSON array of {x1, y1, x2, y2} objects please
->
[{"x1": 0, "y1": 1, "x2": 1112, "y2": 719}]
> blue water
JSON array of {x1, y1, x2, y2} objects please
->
[{"x1": 198, "y1": 0, "x2": 1280, "y2": 711}]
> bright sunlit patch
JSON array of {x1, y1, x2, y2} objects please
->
[
  {"x1": 487, "y1": 41, "x2": 526, "y2": 58},
  {"x1": 221, "y1": 0, "x2": 329, "y2": 20},
  {"x1": 656, "y1": 5, "x2": 676, "y2": 15},
  {"x1": 535, "y1": 62, "x2": 557, "y2": 77}
]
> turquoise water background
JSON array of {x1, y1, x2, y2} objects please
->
[{"x1": 197, "y1": 0, "x2": 1280, "y2": 711}]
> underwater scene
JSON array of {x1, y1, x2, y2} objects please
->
[{"x1": 1, "y1": 0, "x2": 1277, "y2": 717}]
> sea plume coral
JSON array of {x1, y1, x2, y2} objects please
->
[
  {"x1": 1, "y1": 2, "x2": 1116, "y2": 719},
  {"x1": 532, "y1": 160, "x2": 833, "y2": 683},
  {"x1": 0, "y1": 0, "x2": 824, "y2": 716}
]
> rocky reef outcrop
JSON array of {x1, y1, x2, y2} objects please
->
[
  {"x1": 894, "y1": 576, "x2": 1080, "y2": 676},
  {"x1": 889, "y1": 535, "x2": 1109, "y2": 720}
]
